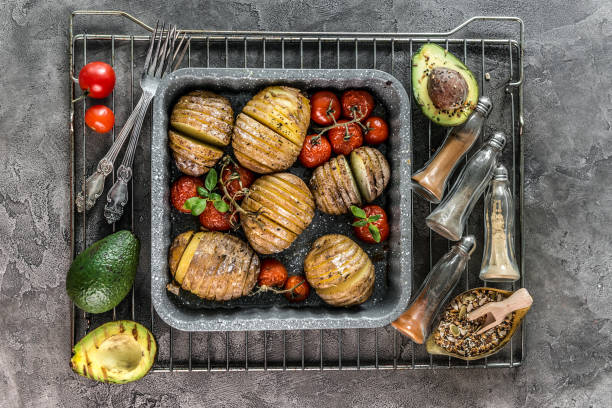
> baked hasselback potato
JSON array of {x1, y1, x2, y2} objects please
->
[
  {"x1": 242, "y1": 86, "x2": 310, "y2": 147},
  {"x1": 232, "y1": 113, "x2": 301, "y2": 174},
  {"x1": 241, "y1": 173, "x2": 315, "y2": 254},
  {"x1": 350, "y1": 146, "x2": 390, "y2": 202},
  {"x1": 309, "y1": 155, "x2": 362, "y2": 215},
  {"x1": 170, "y1": 90, "x2": 234, "y2": 147},
  {"x1": 168, "y1": 130, "x2": 224, "y2": 176},
  {"x1": 167, "y1": 231, "x2": 259, "y2": 301},
  {"x1": 304, "y1": 234, "x2": 375, "y2": 307}
]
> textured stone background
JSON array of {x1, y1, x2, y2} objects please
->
[{"x1": 1, "y1": 0, "x2": 611, "y2": 407}]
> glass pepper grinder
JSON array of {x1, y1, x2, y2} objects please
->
[
  {"x1": 392, "y1": 235, "x2": 475, "y2": 344},
  {"x1": 426, "y1": 131, "x2": 506, "y2": 241},
  {"x1": 479, "y1": 164, "x2": 520, "y2": 282},
  {"x1": 412, "y1": 96, "x2": 493, "y2": 203}
]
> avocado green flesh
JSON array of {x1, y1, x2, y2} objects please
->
[
  {"x1": 412, "y1": 43, "x2": 478, "y2": 127},
  {"x1": 70, "y1": 320, "x2": 157, "y2": 384},
  {"x1": 66, "y1": 230, "x2": 140, "y2": 314}
]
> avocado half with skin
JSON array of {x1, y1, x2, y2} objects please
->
[
  {"x1": 412, "y1": 43, "x2": 478, "y2": 126},
  {"x1": 71, "y1": 320, "x2": 156, "y2": 383},
  {"x1": 66, "y1": 230, "x2": 140, "y2": 314},
  {"x1": 425, "y1": 288, "x2": 530, "y2": 361}
]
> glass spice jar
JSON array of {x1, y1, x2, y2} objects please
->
[
  {"x1": 426, "y1": 131, "x2": 506, "y2": 241},
  {"x1": 411, "y1": 96, "x2": 493, "y2": 203},
  {"x1": 479, "y1": 164, "x2": 520, "y2": 282},
  {"x1": 391, "y1": 235, "x2": 475, "y2": 344}
]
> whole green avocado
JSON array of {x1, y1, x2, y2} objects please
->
[{"x1": 66, "y1": 230, "x2": 140, "y2": 313}]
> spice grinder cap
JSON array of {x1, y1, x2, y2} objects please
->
[
  {"x1": 488, "y1": 131, "x2": 506, "y2": 150},
  {"x1": 493, "y1": 163, "x2": 509, "y2": 181},
  {"x1": 475, "y1": 96, "x2": 493, "y2": 117},
  {"x1": 456, "y1": 235, "x2": 476, "y2": 256}
]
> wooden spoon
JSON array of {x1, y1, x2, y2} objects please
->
[{"x1": 467, "y1": 288, "x2": 533, "y2": 335}]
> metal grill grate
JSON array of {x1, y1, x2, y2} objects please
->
[{"x1": 69, "y1": 11, "x2": 525, "y2": 371}]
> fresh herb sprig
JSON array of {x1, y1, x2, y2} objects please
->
[
  {"x1": 350, "y1": 205, "x2": 382, "y2": 243},
  {"x1": 182, "y1": 169, "x2": 229, "y2": 216}
]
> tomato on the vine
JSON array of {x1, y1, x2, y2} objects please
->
[
  {"x1": 78, "y1": 61, "x2": 116, "y2": 99},
  {"x1": 170, "y1": 176, "x2": 204, "y2": 214},
  {"x1": 258, "y1": 259, "x2": 288, "y2": 288},
  {"x1": 85, "y1": 105, "x2": 115, "y2": 133},
  {"x1": 220, "y1": 163, "x2": 255, "y2": 201},
  {"x1": 341, "y1": 90, "x2": 374, "y2": 120},
  {"x1": 299, "y1": 134, "x2": 332, "y2": 168},
  {"x1": 284, "y1": 275, "x2": 310, "y2": 302},
  {"x1": 327, "y1": 120, "x2": 363, "y2": 155},
  {"x1": 199, "y1": 200, "x2": 238, "y2": 231},
  {"x1": 310, "y1": 91, "x2": 341, "y2": 126},
  {"x1": 364, "y1": 116, "x2": 389, "y2": 145}
]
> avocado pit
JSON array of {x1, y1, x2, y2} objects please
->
[{"x1": 427, "y1": 66, "x2": 468, "y2": 111}]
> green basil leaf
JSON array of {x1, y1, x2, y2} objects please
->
[
  {"x1": 191, "y1": 199, "x2": 208, "y2": 216},
  {"x1": 352, "y1": 220, "x2": 368, "y2": 227},
  {"x1": 368, "y1": 214, "x2": 382, "y2": 222},
  {"x1": 214, "y1": 200, "x2": 229, "y2": 213},
  {"x1": 205, "y1": 168, "x2": 218, "y2": 192},
  {"x1": 350, "y1": 205, "x2": 366, "y2": 219},
  {"x1": 197, "y1": 187, "x2": 209, "y2": 198},
  {"x1": 183, "y1": 196, "x2": 201, "y2": 210},
  {"x1": 209, "y1": 192, "x2": 222, "y2": 202},
  {"x1": 368, "y1": 223, "x2": 381, "y2": 243}
]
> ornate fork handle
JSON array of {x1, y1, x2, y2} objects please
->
[
  {"x1": 75, "y1": 95, "x2": 148, "y2": 212},
  {"x1": 104, "y1": 93, "x2": 154, "y2": 224}
]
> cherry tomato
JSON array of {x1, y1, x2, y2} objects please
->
[
  {"x1": 199, "y1": 200, "x2": 238, "y2": 231},
  {"x1": 220, "y1": 163, "x2": 255, "y2": 201},
  {"x1": 78, "y1": 61, "x2": 116, "y2": 99},
  {"x1": 352, "y1": 205, "x2": 390, "y2": 244},
  {"x1": 284, "y1": 275, "x2": 310, "y2": 302},
  {"x1": 84, "y1": 105, "x2": 115, "y2": 133},
  {"x1": 341, "y1": 90, "x2": 375, "y2": 120},
  {"x1": 299, "y1": 134, "x2": 332, "y2": 168},
  {"x1": 364, "y1": 116, "x2": 389, "y2": 145},
  {"x1": 170, "y1": 176, "x2": 204, "y2": 214},
  {"x1": 310, "y1": 90, "x2": 341, "y2": 126},
  {"x1": 327, "y1": 120, "x2": 363, "y2": 155},
  {"x1": 258, "y1": 259, "x2": 288, "y2": 288}
]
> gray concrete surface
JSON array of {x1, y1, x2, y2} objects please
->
[{"x1": 1, "y1": 0, "x2": 611, "y2": 407}]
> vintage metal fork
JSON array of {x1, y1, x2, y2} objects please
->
[{"x1": 75, "y1": 22, "x2": 189, "y2": 217}]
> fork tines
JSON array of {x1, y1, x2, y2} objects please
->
[{"x1": 143, "y1": 21, "x2": 190, "y2": 76}]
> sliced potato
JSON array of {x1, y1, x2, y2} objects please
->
[
  {"x1": 309, "y1": 155, "x2": 362, "y2": 215},
  {"x1": 232, "y1": 113, "x2": 301, "y2": 174},
  {"x1": 168, "y1": 130, "x2": 224, "y2": 176},
  {"x1": 242, "y1": 86, "x2": 310, "y2": 147},
  {"x1": 170, "y1": 90, "x2": 233, "y2": 147},
  {"x1": 241, "y1": 173, "x2": 314, "y2": 254},
  {"x1": 350, "y1": 147, "x2": 390, "y2": 202},
  {"x1": 304, "y1": 234, "x2": 375, "y2": 307},
  {"x1": 168, "y1": 231, "x2": 259, "y2": 301}
]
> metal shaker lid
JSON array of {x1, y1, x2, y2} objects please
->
[
  {"x1": 456, "y1": 235, "x2": 476, "y2": 255},
  {"x1": 493, "y1": 163, "x2": 509, "y2": 181},
  {"x1": 488, "y1": 131, "x2": 506, "y2": 150},
  {"x1": 474, "y1": 96, "x2": 493, "y2": 117}
]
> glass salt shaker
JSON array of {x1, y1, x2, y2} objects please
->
[
  {"x1": 391, "y1": 235, "x2": 475, "y2": 344},
  {"x1": 479, "y1": 164, "x2": 520, "y2": 282},
  {"x1": 426, "y1": 131, "x2": 506, "y2": 241},
  {"x1": 412, "y1": 96, "x2": 493, "y2": 203}
]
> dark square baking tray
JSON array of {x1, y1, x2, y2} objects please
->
[{"x1": 151, "y1": 68, "x2": 412, "y2": 331}]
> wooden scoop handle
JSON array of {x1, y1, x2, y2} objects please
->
[{"x1": 468, "y1": 288, "x2": 533, "y2": 321}]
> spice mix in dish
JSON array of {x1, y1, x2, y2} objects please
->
[{"x1": 433, "y1": 288, "x2": 513, "y2": 357}]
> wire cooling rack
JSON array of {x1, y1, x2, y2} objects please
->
[{"x1": 69, "y1": 11, "x2": 525, "y2": 370}]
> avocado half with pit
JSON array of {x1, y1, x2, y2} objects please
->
[
  {"x1": 70, "y1": 320, "x2": 156, "y2": 383},
  {"x1": 412, "y1": 43, "x2": 478, "y2": 126}
]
